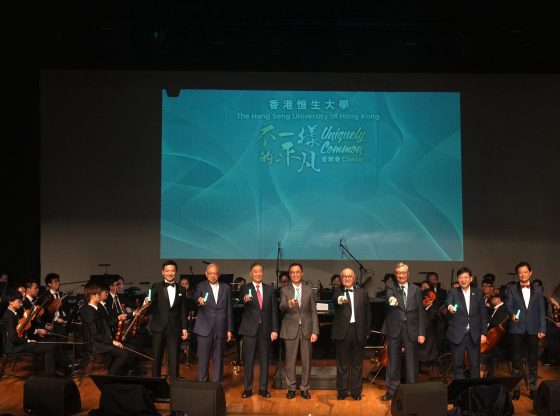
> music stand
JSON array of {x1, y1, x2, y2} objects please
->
[{"x1": 90, "y1": 374, "x2": 170, "y2": 403}]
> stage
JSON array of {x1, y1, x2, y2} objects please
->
[{"x1": 0, "y1": 353, "x2": 556, "y2": 415}]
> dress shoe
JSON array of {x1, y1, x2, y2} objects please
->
[
  {"x1": 512, "y1": 389, "x2": 520, "y2": 401},
  {"x1": 301, "y1": 390, "x2": 311, "y2": 399},
  {"x1": 258, "y1": 390, "x2": 271, "y2": 398},
  {"x1": 351, "y1": 393, "x2": 362, "y2": 401},
  {"x1": 381, "y1": 392, "x2": 394, "y2": 401},
  {"x1": 337, "y1": 392, "x2": 347, "y2": 400},
  {"x1": 529, "y1": 390, "x2": 536, "y2": 400},
  {"x1": 241, "y1": 390, "x2": 252, "y2": 398},
  {"x1": 286, "y1": 390, "x2": 296, "y2": 399}
]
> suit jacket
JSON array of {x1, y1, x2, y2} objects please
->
[
  {"x1": 331, "y1": 286, "x2": 371, "y2": 346},
  {"x1": 147, "y1": 281, "x2": 188, "y2": 334},
  {"x1": 381, "y1": 280, "x2": 425, "y2": 340},
  {"x1": 238, "y1": 282, "x2": 279, "y2": 338},
  {"x1": 1, "y1": 309, "x2": 28, "y2": 353},
  {"x1": 79, "y1": 303, "x2": 115, "y2": 354},
  {"x1": 279, "y1": 284, "x2": 319, "y2": 339},
  {"x1": 193, "y1": 280, "x2": 233, "y2": 337},
  {"x1": 505, "y1": 282, "x2": 546, "y2": 335},
  {"x1": 445, "y1": 286, "x2": 488, "y2": 344}
]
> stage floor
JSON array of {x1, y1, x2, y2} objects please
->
[{"x1": 0, "y1": 353, "x2": 557, "y2": 415}]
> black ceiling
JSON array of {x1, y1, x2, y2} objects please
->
[{"x1": 35, "y1": 1, "x2": 560, "y2": 72}]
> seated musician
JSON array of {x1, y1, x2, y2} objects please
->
[
  {"x1": 22, "y1": 280, "x2": 52, "y2": 339},
  {"x1": 480, "y1": 295, "x2": 510, "y2": 377},
  {"x1": 0, "y1": 289, "x2": 56, "y2": 376},
  {"x1": 418, "y1": 285, "x2": 440, "y2": 366},
  {"x1": 79, "y1": 282, "x2": 133, "y2": 375},
  {"x1": 179, "y1": 276, "x2": 197, "y2": 364}
]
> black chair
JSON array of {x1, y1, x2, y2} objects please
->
[{"x1": 0, "y1": 321, "x2": 36, "y2": 380}]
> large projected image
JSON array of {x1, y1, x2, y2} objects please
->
[{"x1": 161, "y1": 89, "x2": 463, "y2": 261}]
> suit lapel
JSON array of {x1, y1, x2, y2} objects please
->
[
  {"x1": 457, "y1": 287, "x2": 468, "y2": 315},
  {"x1": 162, "y1": 281, "x2": 170, "y2": 306},
  {"x1": 516, "y1": 283, "x2": 527, "y2": 310}
]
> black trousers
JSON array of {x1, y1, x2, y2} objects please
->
[
  {"x1": 242, "y1": 324, "x2": 271, "y2": 392},
  {"x1": 334, "y1": 323, "x2": 364, "y2": 394},
  {"x1": 21, "y1": 342, "x2": 56, "y2": 375},
  {"x1": 510, "y1": 332, "x2": 538, "y2": 390},
  {"x1": 450, "y1": 331, "x2": 480, "y2": 379},
  {"x1": 152, "y1": 330, "x2": 180, "y2": 380},
  {"x1": 386, "y1": 324, "x2": 418, "y2": 394}
]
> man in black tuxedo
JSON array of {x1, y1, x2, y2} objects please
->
[
  {"x1": 1, "y1": 289, "x2": 56, "y2": 376},
  {"x1": 445, "y1": 267, "x2": 487, "y2": 380},
  {"x1": 238, "y1": 263, "x2": 279, "y2": 398},
  {"x1": 427, "y1": 272, "x2": 447, "y2": 307},
  {"x1": 505, "y1": 261, "x2": 546, "y2": 400},
  {"x1": 193, "y1": 262, "x2": 234, "y2": 382},
  {"x1": 332, "y1": 268, "x2": 371, "y2": 400},
  {"x1": 380, "y1": 262, "x2": 425, "y2": 401},
  {"x1": 146, "y1": 260, "x2": 188, "y2": 380},
  {"x1": 79, "y1": 283, "x2": 133, "y2": 375}
]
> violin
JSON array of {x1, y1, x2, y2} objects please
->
[
  {"x1": 114, "y1": 303, "x2": 127, "y2": 341},
  {"x1": 550, "y1": 297, "x2": 560, "y2": 323},
  {"x1": 120, "y1": 299, "x2": 151, "y2": 341},
  {"x1": 16, "y1": 296, "x2": 50, "y2": 337},
  {"x1": 422, "y1": 289, "x2": 437, "y2": 309},
  {"x1": 47, "y1": 293, "x2": 68, "y2": 314}
]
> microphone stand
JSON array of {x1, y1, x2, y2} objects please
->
[
  {"x1": 276, "y1": 241, "x2": 282, "y2": 288},
  {"x1": 339, "y1": 240, "x2": 368, "y2": 287}
]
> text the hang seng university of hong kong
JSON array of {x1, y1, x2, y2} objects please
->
[{"x1": 236, "y1": 97, "x2": 380, "y2": 174}]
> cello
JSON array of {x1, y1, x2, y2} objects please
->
[{"x1": 480, "y1": 315, "x2": 510, "y2": 354}]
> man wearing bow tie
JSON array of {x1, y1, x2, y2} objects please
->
[
  {"x1": 193, "y1": 262, "x2": 234, "y2": 382},
  {"x1": 146, "y1": 260, "x2": 188, "y2": 380},
  {"x1": 332, "y1": 268, "x2": 371, "y2": 400},
  {"x1": 445, "y1": 267, "x2": 487, "y2": 380},
  {"x1": 505, "y1": 261, "x2": 546, "y2": 400},
  {"x1": 380, "y1": 262, "x2": 425, "y2": 401}
]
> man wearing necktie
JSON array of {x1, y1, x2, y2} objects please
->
[
  {"x1": 279, "y1": 263, "x2": 319, "y2": 400},
  {"x1": 505, "y1": 261, "x2": 546, "y2": 400},
  {"x1": 193, "y1": 262, "x2": 234, "y2": 382},
  {"x1": 238, "y1": 263, "x2": 279, "y2": 398},
  {"x1": 332, "y1": 268, "x2": 371, "y2": 400},
  {"x1": 146, "y1": 260, "x2": 188, "y2": 380},
  {"x1": 445, "y1": 267, "x2": 487, "y2": 380},
  {"x1": 380, "y1": 262, "x2": 425, "y2": 401}
]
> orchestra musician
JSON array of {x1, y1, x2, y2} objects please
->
[
  {"x1": 332, "y1": 268, "x2": 371, "y2": 401},
  {"x1": 0, "y1": 289, "x2": 56, "y2": 376},
  {"x1": 506, "y1": 261, "x2": 546, "y2": 400},
  {"x1": 238, "y1": 263, "x2": 279, "y2": 398},
  {"x1": 146, "y1": 260, "x2": 189, "y2": 380},
  {"x1": 445, "y1": 267, "x2": 487, "y2": 380},
  {"x1": 79, "y1": 282, "x2": 133, "y2": 375},
  {"x1": 380, "y1": 262, "x2": 425, "y2": 402},
  {"x1": 22, "y1": 280, "x2": 52, "y2": 340},
  {"x1": 193, "y1": 262, "x2": 234, "y2": 382},
  {"x1": 480, "y1": 294, "x2": 510, "y2": 378}
]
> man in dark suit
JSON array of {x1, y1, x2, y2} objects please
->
[
  {"x1": 380, "y1": 262, "x2": 425, "y2": 401},
  {"x1": 0, "y1": 289, "x2": 56, "y2": 376},
  {"x1": 332, "y1": 268, "x2": 371, "y2": 400},
  {"x1": 238, "y1": 263, "x2": 279, "y2": 398},
  {"x1": 279, "y1": 263, "x2": 319, "y2": 400},
  {"x1": 146, "y1": 260, "x2": 188, "y2": 380},
  {"x1": 80, "y1": 283, "x2": 132, "y2": 375},
  {"x1": 427, "y1": 272, "x2": 447, "y2": 307},
  {"x1": 193, "y1": 262, "x2": 234, "y2": 382},
  {"x1": 505, "y1": 261, "x2": 546, "y2": 400},
  {"x1": 445, "y1": 267, "x2": 488, "y2": 380}
]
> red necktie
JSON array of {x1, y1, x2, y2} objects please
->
[{"x1": 255, "y1": 284, "x2": 262, "y2": 310}]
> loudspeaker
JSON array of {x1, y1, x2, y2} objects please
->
[
  {"x1": 391, "y1": 381, "x2": 447, "y2": 416},
  {"x1": 534, "y1": 380, "x2": 560, "y2": 416},
  {"x1": 24, "y1": 376, "x2": 81, "y2": 416},
  {"x1": 171, "y1": 380, "x2": 226, "y2": 416}
]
